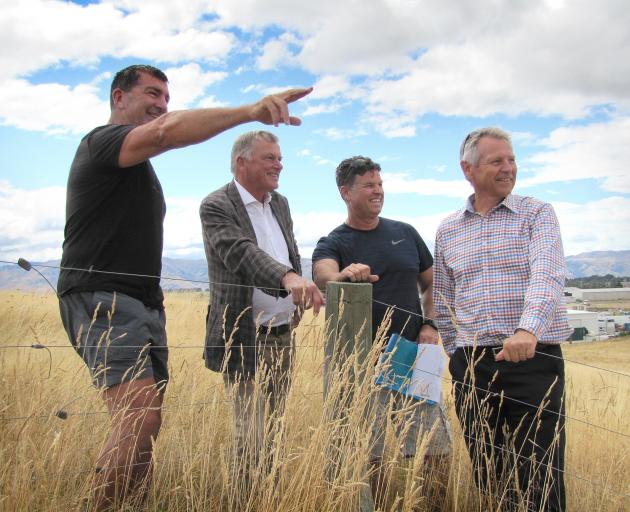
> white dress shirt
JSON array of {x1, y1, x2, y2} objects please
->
[{"x1": 234, "y1": 180, "x2": 295, "y2": 326}]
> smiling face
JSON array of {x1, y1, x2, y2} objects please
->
[
  {"x1": 235, "y1": 138, "x2": 283, "y2": 202},
  {"x1": 341, "y1": 169, "x2": 384, "y2": 225},
  {"x1": 111, "y1": 71, "x2": 170, "y2": 126},
  {"x1": 462, "y1": 136, "x2": 516, "y2": 210}
]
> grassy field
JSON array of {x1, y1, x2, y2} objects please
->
[{"x1": 1, "y1": 290, "x2": 629, "y2": 511}]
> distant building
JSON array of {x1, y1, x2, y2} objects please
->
[
  {"x1": 598, "y1": 317, "x2": 616, "y2": 335},
  {"x1": 564, "y1": 287, "x2": 630, "y2": 301},
  {"x1": 567, "y1": 310, "x2": 598, "y2": 341}
]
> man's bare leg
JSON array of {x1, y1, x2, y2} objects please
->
[{"x1": 92, "y1": 376, "x2": 163, "y2": 511}]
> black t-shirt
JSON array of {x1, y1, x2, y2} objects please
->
[
  {"x1": 312, "y1": 217, "x2": 433, "y2": 342},
  {"x1": 58, "y1": 124, "x2": 166, "y2": 309}
]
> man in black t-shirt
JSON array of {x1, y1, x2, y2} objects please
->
[
  {"x1": 57, "y1": 64, "x2": 312, "y2": 510},
  {"x1": 312, "y1": 156, "x2": 451, "y2": 510}
]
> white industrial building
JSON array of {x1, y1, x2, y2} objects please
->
[
  {"x1": 565, "y1": 287, "x2": 630, "y2": 301},
  {"x1": 567, "y1": 310, "x2": 598, "y2": 340}
]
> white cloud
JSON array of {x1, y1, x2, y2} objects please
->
[
  {"x1": 366, "y1": 113, "x2": 417, "y2": 138},
  {"x1": 520, "y1": 116, "x2": 630, "y2": 192},
  {"x1": 363, "y1": 1, "x2": 630, "y2": 122},
  {"x1": 163, "y1": 63, "x2": 228, "y2": 110},
  {"x1": 315, "y1": 127, "x2": 367, "y2": 140},
  {"x1": 4, "y1": 0, "x2": 629, "y2": 139},
  {"x1": 0, "y1": 181, "x2": 66, "y2": 262},
  {"x1": 511, "y1": 131, "x2": 539, "y2": 147},
  {"x1": 163, "y1": 197, "x2": 205, "y2": 257},
  {"x1": 298, "y1": 149, "x2": 335, "y2": 167},
  {"x1": 0, "y1": 1, "x2": 234, "y2": 82},
  {"x1": 209, "y1": 0, "x2": 630, "y2": 118},
  {"x1": 302, "y1": 103, "x2": 344, "y2": 116},
  {"x1": 292, "y1": 211, "x2": 346, "y2": 257},
  {"x1": 553, "y1": 197, "x2": 630, "y2": 256},
  {"x1": 241, "y1": 83, "x2": 266, "y2": 94},
  {"x1": 0, "y1": 184, "x2": 206, "y2": 262},
  {"x1": 256, "y1": 32, "x2": 300, "y2": 70},
  {"x1": 0, "y1": 64, "x2": 228, "y2": 135},
  {"x1": 0, "y1": 1, "x2": 123, "y2": 80},
  {"x1": 121, "y1": 28, "x2": 234, "y2": 64},
  {"x1": 1, "y1": 175, "x2": 628, "y2": 265},
  {"x1": 0, "y1": 79, "x2": 108, "y2": 135},
  {"x1": 309, "y1": 75, "x2": 355, "y2": 100},
  {"x1": 198, "y1": 96, "x2": 230, "y2": 108}
]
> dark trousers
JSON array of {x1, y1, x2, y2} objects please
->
[{"x1": 449, "y1": 345, "x2": 566, "y2": 512}]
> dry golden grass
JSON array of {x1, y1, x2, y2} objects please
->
[{"x1": 0, "y1": 290, "x2": 629, "y2": 511}]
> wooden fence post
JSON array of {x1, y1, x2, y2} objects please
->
[
  {"x1": 323, "y1": 282, "x2": 373, "y2": 397},
  {"x1": 323, "y1": 282, "x2": 374, "y2": 512}
]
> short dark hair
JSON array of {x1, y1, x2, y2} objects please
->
[
  {"x1": 335, "y1": 156, "x2": 381, "y2": 188},
  {"x1": 109, "y1": 65, "x2": 168, "y2": 108}
]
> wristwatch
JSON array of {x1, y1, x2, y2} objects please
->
[{"x1": 423, "y1": 319, "x2": 438, "y2": 331}]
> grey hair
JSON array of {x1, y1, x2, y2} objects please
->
[
  {"x1": 460, "y1": 127, "x2": 512, "y2": 166},
  {"x1": 231, "y1": 130, "x2": 279, "y2": 175}
]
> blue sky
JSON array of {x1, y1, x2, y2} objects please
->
[{"x1": 1, "y1": 0, "x2": 629, "y2": 263}]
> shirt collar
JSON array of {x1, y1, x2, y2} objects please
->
[
  {"x1": 234, "y1": 179, "x2": 271, "y2": 207},
  {"x1": 502, "y1": 194, "x2": 518, "y2": 212},
  {"x1": 463, "y1": 193, "x2": 518, "y2": 216}
]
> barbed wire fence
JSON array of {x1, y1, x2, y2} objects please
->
[{"x1": 1, "y1": 258, "x2": 629, "y2": 503}]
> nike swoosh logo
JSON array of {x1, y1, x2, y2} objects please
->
[{"x1": 391, "y1": 239, "x2": 405, "y2": 245}]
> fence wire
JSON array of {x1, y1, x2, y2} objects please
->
[
  {"x1": 2, "y1": 340, "x2": 629, "y2": 443},
  {"x1": 1, "y1": 257, "x2": 628, "y2": 378}
]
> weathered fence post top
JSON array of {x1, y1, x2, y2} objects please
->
[{"x1": 323, "y1": 282, "x2": 373, "y2": 397}]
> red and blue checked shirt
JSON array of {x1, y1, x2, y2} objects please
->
[{"x1": 433, "y1": 194, "x2": 573, "y2": 355}]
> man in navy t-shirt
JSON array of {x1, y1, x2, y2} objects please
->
[{"x1": 312, "y1": 156, "x2": 452, "y2": 509}]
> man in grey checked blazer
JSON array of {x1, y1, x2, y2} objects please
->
[{"x1": 200, "y1": 130, "x2": 324, "y2": 493}]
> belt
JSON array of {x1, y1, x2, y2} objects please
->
[
  {"x1": 458, "y1": 343, "x2": 561, "y2": 358},
  {"x1": 258, "y1": 324, "x2": 291, "y2": 336}
]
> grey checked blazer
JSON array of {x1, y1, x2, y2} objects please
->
[{"x1": 199, "y1": 181, "x2": 301, "y2": 376}]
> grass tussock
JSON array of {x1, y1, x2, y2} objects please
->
[{"x1": 0, "y1": 290, "x2": 628, "y2": 511}]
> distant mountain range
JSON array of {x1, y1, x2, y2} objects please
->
[
  {"x1": 1, "y1": 250, "x2": 628, "y2": 292},
  {"x1": 565, "y1": 250, "x2": 630, "y2": 278}
]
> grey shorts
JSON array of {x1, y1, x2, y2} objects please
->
[
  {"x1": 59, "y1": 291, "x2": 169, "y2": 389},
  {"x1": 370, "y1": 388, "x2": 452, "y2": 461}
]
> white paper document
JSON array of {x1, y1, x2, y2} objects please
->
[{"x1": 407, "y1": 344, "x2": 446, "y2": 404}]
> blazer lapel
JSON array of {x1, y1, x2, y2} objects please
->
[{"x1": 226, "y1": 181, "x2": 257, "y2": 243}]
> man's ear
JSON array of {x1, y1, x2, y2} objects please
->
[
  {"x1": 460, "y1": 160, "x2": 472, "y2": 182},
  {"x1": 111, "y1": 88, "x2": 123, "y2": 107},
  {"x1": 339, "y1": 185, "x2": 350, "y2": 203},
  {"x1": 235, "y1": 154, "x2": 247, "y2": 170}
]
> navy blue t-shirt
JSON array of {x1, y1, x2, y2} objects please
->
[{"x1": 312, "y1": 218, "x2": 433, "y2": 342}]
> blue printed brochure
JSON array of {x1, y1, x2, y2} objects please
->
[{"x1": 375, "y1": 334, "x2": 445, "y2": 404}]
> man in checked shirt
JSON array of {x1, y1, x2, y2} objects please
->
[{"x1": 433, "y1": 127, "x2": 572, "y2": 512}]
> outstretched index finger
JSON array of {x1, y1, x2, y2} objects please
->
[{"x1": 279, "y1": 86, "x2": 313, "y2": 104}]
